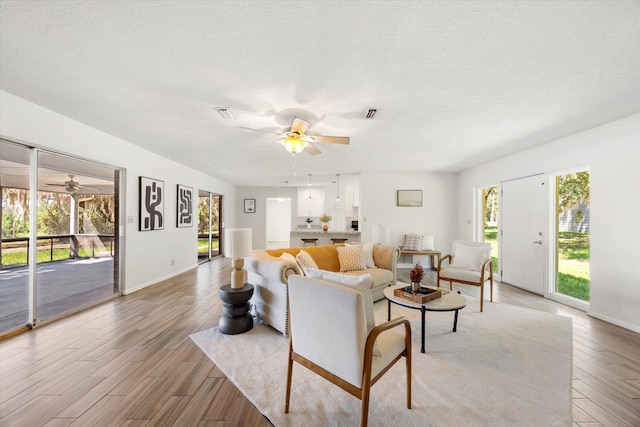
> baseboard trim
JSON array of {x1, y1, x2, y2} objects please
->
[
  {"x1": 123, "y1": 264, "x2": 198, "y2": 295},
  {"x1": 587, "y1": 310, "x2": 640, "y2": 334}
]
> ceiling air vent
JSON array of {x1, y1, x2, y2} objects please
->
[
  {"x1": 215, "y1": 107, "x2": 234, "y2": 119},
  {"x1": 364, "y1": 108, "x2": 377, "y2": 119}
]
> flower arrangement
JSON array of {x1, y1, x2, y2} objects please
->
[
  {"x1": 319, "y1": 213, "x2": 332, "y2": 223},
  {"x1": 409, "y1": 262, "x2": 425, "y2": 284}
]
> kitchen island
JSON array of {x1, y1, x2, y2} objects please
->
[{"x1": 290, "y1": 229, "x2": 361, "y2": 247}]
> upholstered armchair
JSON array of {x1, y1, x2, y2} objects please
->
[
  {"x1": 285, "y1": 274, "x2": 412, "y2": 427},
  {"x1": 437, "y1": 240, "x2": 493, "y2": 312}
]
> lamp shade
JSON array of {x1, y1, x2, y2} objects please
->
[
  {"x1": 371, "y1": 224, "x2": 389, "y2": 245},
  {"x1": 225, "y1": 228, "x2": 252, "y2": 258}
]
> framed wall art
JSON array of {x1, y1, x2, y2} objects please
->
[
  {"x1": 176, "y1": 184, "x2": 194, "y2": 228},
  {"x1": 244, "y1": 198, "x2": 256, "y2": 213},
  {"x1": 397, "y1": 190, "x2": 423, "y2": 207},
  {"x1": 139, "y1": 176, "x2": 164, "y2": 231}
]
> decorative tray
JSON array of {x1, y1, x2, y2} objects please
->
[{"x1": 394, "y1": 286, "x2": 442, "y2": 303}]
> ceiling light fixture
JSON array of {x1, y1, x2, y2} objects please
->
[
  {"x1": 215, "y1": 107, "x2": 234, "y2": 119},
  {"x1": 282, "y1": 133, "x2": 308, "y2": 154},
  {"x1": 335, "y1": 174, "x2": 341, "y2": 201},
  {"x1": 364, "y1": 108, "x2": 377, "y2": 119}
]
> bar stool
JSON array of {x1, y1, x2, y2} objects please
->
[
  {"x1": 330, "y1": 238, "x2": 348, "y2": 244},
  {"x1": 301, "y1": 238, "x2": 318, "y2": 247}
]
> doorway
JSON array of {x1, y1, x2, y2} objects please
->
[
  {"x1": 266, "y1": 197, "x2": 291, "y2": 249},
  {"x1": 481, "y1": 186, "x2": 499, "y2": 279},
  {"x1": 500, "y1": 174, "x2": 547, "y2": 295},
  {"x1": 197, "y1": 191, "x2": 222, "y2": 262}
]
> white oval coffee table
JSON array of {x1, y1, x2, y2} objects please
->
[{"x1": 384, "y1": 284, "x2": 467, "y2": 353}]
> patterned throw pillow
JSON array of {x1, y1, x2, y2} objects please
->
[
  {"x1": 337, "y1": 244, "x2": 367, "y2": 272},
  {"x1": 403, "y1": 233, "x2": 424, "y2": 251},
  {"x1": 295, "y1": 250, "x2": 318, "y2": 269},
  {"x1": 346, "y1": 242, "x2": 376, "y2": 268}
]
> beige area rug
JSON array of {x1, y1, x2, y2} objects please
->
[{"x1": 190, "y1": 298, "x2": 573, "y2": 426}]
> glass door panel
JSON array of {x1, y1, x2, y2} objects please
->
[
  {"x1": 35, "y1": 151, "x2": 118, "y2": 322},
  {"x1": 0, "y1": 140, "x2": 31, "y2": 333}
]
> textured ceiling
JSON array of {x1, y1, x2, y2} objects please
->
[{"x1": 1, "y1": 1, "x2": 639, "y2": 187}]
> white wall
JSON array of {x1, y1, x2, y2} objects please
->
[
  {"x1": 359, "y1": 171, "x2": 458, "y2": 252},
  {"x1": 457, "y1": 113, "x2": 640, "y2": 332},
  {"x1": 236, "y1": 186, "x2": 298, "y2": 250},
  {"x1": 0, "y1": 91, "x2": 237, "y2": 294}
]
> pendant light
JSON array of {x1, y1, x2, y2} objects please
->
[
  {"x1": 307, "y1": 174, "x2": 313, "y2": 202},
  {"x1": 335, "y1": 174, "x2": 341, "y2": 201}
]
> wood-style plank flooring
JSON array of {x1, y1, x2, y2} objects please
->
[{"x1": 1, "y1": 258, "x2": 639, "y2": 426}]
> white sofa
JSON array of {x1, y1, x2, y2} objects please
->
[{"x1": 245, "y1": 243, "x2": 400, "y2": 336}]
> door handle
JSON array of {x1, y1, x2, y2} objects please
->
[{"x1": 532, "y1": 240, "x2": 542, "y2": 245}]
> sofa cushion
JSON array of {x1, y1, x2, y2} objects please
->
[
  {"x1": 440, "y1": 267, "x2": 487, "y2": 282},
  {"x1": 337, "y1": 245, "x2": 367, "y2": 272},
  {"x1": 295, "y1": 250, "x2": 318, "y2": 269},
  {"x1": 267, "y1": 245, "x2": 341, "y2": 272},
  {"x1": 342, "y1": 267, "x2": 393, "y2": 288}
]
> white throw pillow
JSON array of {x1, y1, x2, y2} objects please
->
[
  {"x1": 402, "y1": 233, "x2": 423, "y2": 251},
  {"x1": 337, "y1": 245, "x2": 367, "y2": 272},
  {"x1": 320, "y1": 272, "x2": 381, "y2": 357},
  {"x1": 422, "y1": 235, "x2": 435, "y2": 250},
  {"x1": 346, "y1": 242, "x2": 376, "y2": 268},
  {"x1": 451, "y1": 245, "x2": 487, "y2": 271},
  {"x1": 302, "y1": 266, "x2": 324, "y2": 278},
  {"x1": 296, "y1": 250, "x2": 318, "y2": 269}
]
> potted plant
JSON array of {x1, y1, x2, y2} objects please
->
[
  {"x1": 319, "y1": 213, "x2": 332, "y2": 232},
  {"x1": 409, "y1": 262, "x2": 425, "y2": 293}
]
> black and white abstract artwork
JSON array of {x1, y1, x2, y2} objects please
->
[
  {"x1": 139, "y1": 176, "x2": 164, "y2": 231},
  {"x1": 177, "y1": 184, "x2": 193, "y2": 228}
]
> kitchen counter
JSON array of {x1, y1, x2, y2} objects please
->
[{"x1": 290, "y1": 230, "x2": 361, "y2": 247}]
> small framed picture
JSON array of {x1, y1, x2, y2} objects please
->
[
  {"x1": 397, "y1": 190, "x2": 423, "y2": 207},
  {"x1": 176, "y1": 184, "x2": 194, "y2": 228},
  {"x1": 139, "y1": 176, "x2": 164, "y2": 231},
  {"x1": 244, "y1": 198, "x2": 256, "y2": 213}
]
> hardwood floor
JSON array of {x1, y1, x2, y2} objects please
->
[{"x1": 1, "y1": 259, "x2": 638, "y2": 426}]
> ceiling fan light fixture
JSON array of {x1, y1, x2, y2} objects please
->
[
  {"x1": 282, "y1": 136, "x2": 307, "y2": 154},
  {"x1": 215, "y1": 107, "x2": 234, "y2": 119}
]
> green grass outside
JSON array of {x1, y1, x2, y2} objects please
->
[
  {"x1": 2, "y1": 246, "x2": 112, "y2": 266},
  {"x1": 198, "y1": 239, "x2": 220, "y2": 254},
  {"x1": 484, "y1": 227, "x2": 589, "y2": 301}
]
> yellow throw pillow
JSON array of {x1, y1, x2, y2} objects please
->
[{"x1": 337, "y1": 244, "x2": 367, "y2": 272}]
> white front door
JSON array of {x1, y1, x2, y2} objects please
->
[{"x1": 500, "y1": 174, "x2": 547, "y2": 295}]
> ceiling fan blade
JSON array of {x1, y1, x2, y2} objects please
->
[
  {"x1": 291, "y1": 118, "x2": 310, "y2": 135},
  {"x1": 45, "y1": 183, "x2": 67, "y2": 187},
  {"x1": 309, "y1": 135, "x2": 350, "y2": 145},
  {"x1": 304, "y1": 143, "x2": 321, "y2": 156}
]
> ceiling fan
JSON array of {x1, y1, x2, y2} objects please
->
[
  {"x1": 245, "y1": 117, "x2": 350, "y2": 155},
  {"x1": 45, "y1": 174, "x2": 97, "y2": 193}
]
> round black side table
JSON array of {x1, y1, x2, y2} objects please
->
[{"x1": 218, "y1": 283, "x2": 254, "y2": 335}]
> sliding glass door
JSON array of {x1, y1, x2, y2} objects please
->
[
  {"x1": 197, "y1": 191, "x2": 222, "y2": 263},
  {"x1": 1, "y1": 140, "x2": 122, "y2": 334}
]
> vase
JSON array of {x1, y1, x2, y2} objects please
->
[
  {"x1": 411, "y1": 281, "x2": 421, "y2": 293},
  {"x1": 322, "y1": 223, "x2": 329, "y2": 232},
  {"x1": 306, "y1": 223, "x2": 311, "y2": 229}
]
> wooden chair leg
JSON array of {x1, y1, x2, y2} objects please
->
[
  {"x1": 285, "y1": 341, "x2": 294, "y2": 413},
  {"x1": 490, "y1": 277, "x2": 494, "y2": 302},
  {"x1": 479, "y1": 283, "x2": 484, "y2": 312},
  {"x1": 406, "y1": 351, "x2": 412, "y2": 409},
  {"x1": 449, "y1": 280, "x2": 453, "y2": 290},
  {"x1": 361, "y1": 385, "x2": 371, "y2": 427}
]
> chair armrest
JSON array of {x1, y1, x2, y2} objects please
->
[
  {"x1": 438, "y1": 254, "x2": 452, "y2": 270},
  {"x1": 481, "y1": 259, "x2": 493, "y2": 281},
  {"x1": 364, "y1": 316, "x2": 411, "y2": 358}
]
